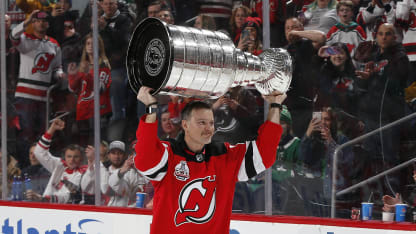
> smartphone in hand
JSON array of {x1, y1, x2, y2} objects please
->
[
  {"x1": 325, "y1": 46, "x2": 341, "y2": 56},
  {"x1": 241, "y1": 29, "x2": 250, "y2": 41},
  {"x1": 312, "y1": 111, "x2": 322, "y2": 121}
]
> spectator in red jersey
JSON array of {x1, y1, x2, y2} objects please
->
[{"x1": 67, "y1": 33, "x2": 112, "y2": 146}]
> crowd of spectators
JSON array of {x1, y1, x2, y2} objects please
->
[{"x1": 1, "y1": 0, "x2": 416, "y2": 220}]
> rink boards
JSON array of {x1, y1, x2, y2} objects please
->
[{"x1": 0, "y1": 201, "x2": 415, "y2": 234}]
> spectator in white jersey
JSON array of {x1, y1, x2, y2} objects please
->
[
  {"x1": 27, "y1": 118, "x2": 86, "y2": 203},
  {"x1": 10, "y1": 10, "x2": 65, "y2": 172},
  {"x1": 81, "y1": 140, "x2": 147, "y2": 206}
]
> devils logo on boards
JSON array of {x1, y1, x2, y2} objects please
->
[{"x1": 174, "y1": 176, "x2": 216, "y2": 226}]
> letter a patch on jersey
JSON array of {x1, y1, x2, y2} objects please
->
[{"x1": 174, "y1": 176, "x2": 216, "y2": 226}]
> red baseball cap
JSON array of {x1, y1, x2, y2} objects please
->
[{"x1": 33, "y1": 11, "x2": 50, "y2": 20}]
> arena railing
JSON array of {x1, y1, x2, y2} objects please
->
[{"x1": 331, "y1": 112, "x2": 416, "y2": 218}]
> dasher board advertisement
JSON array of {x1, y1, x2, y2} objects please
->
[{"x1": 0, "y1": 202, "x2": 415, "y2": 234}]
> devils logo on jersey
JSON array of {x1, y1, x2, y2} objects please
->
[
  {"x1": 174, "y1": 176, "x2": 216, "y2": 226},
  {"x1": 32, "y1": 52, "x2": 55, "y2": 74}
]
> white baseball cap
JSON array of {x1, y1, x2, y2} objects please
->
[{"x1": 109, "y1": 141, "x2": 125, "y2": 152}]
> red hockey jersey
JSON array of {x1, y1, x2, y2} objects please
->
[
  {"x1": 134, "y1": 116, "x2": 282, "y2": 234},
  {"x1": 68, "y1": 66, "x2": 112, "y2": 121}
]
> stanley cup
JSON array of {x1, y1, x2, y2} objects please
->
[{"x1": 126, "y1": 17, "x2": 292, "y2": 98}]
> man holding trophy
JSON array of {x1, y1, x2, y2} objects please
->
[{"x1": 129, "y1": 18, "x2": 292, "y2": 234}]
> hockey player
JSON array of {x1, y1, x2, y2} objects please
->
[{"x1": 134, "y1": 86, "x2": 286, "y2": 234}]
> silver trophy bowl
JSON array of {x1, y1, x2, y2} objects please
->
[{"x1": 126, "y1": 17, "x2": 292, "y2": 98}]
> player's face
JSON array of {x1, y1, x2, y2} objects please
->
[
  {"x1": 183, "y1": 108, "x2": 215, "y2": 147},
  {"x1": 64, "y1": 149, "x2": 83, "y2": 169}
]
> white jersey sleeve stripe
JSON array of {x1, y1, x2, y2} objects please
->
[
  {"x1": 137, "y1": 143, "x2": 169, "y2": 181},
  {"x1": 237, "y1": 141, "x2": 266, "y2": 181},
  {"x1": 251, "y1": 141, "x2": 266, "y2": 174},
  {"x1": 237, "y1": 156, "x2": 249, "y2": 181}
]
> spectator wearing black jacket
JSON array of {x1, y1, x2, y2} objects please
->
[
  {"x1": 77, "y1": 0, "x2": 104, "y2": 38},
  {"x1": 355, "y1": 23, "x2": 411, "y2": 164},
  {"x1": 316, "y1": 42, "x2": 358, "y2": 117},
  {"x1": 47, "y1": 0, "x2": 79, "y2": 44},
  {"x1": 21, "y1": 143, "x2": 51, "y2": 195},
  {"x1": 99, "y1": 0, "x2": 132, "y2": 141},
  {"x1": 61, "y1": 20, "x2": 83, "y2": 71},
  {"x1": 283, "y1": 17, "x2": 326, "y2": 138}
]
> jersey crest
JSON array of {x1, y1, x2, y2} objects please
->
[
  {"x1": 174, "y1": 176, "x2": 216, "y2": 226},
  {"x1": 32, "y1": 52, "x2": 55, "y2": 74}
]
